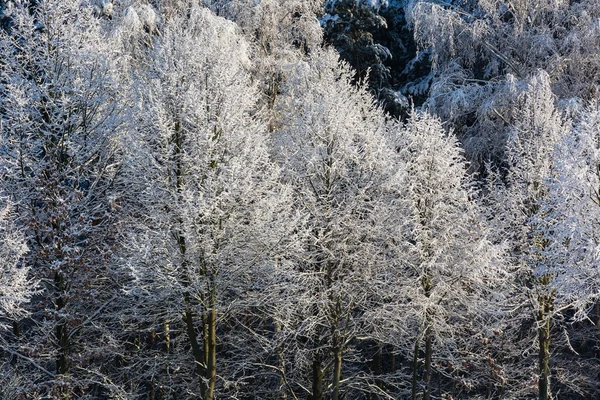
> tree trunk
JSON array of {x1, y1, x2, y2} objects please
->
[
  {"x1": 537, "y1": 297, "x2": 552, "y2": 400},
  {"x1": 371, "y1": 344, "x2": 383, "y2": 399},
  {"x1": 332, "y1": 344, "x2": 343, "y2": 400},
  {"x1": 55, "y1": 270, "x2": 69, "y2": 375},
  {"x1": 56, "y1": 320, "x2": 69, "y2": 375},
  {"x1": 312, "y1": 354, "x2": 324, "y2": 400},
  {"x1": 275, "y1": 321, "x2": 287, "y2": 399},
  {"x1": 173, "y1": 117, "x2": 211, "y2": 397},
  {"x1": 421, "y1": 273, "x2": 434, "y2": 400},
  {"x1": 184, "y1": 307, "x2": 205, "y2": 392},
  {"x1": 203, "y1": 306, "x2": 209, "y2": 368},
  {"x1": 423, "y1": 325, "x2": 433, "y2": 400},
  {"x1": 411, "y1": 337, "x2": 420, "y2": 400},
  {"x1": 204, "y1": 290, "x2": 217, "y2": 400},
  {"x1": 163, "y1": 320, "x2": 170, "y2": 353}
]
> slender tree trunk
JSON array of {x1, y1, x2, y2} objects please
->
[
  {"x1": 411, "y1": 338, "x2": 420, "y2": 400},
  {"x1": 332, "y1": 343, "x2": 343, "y2": 400},
  {"x1": 203, "y1": 305, "x2": 209, "y2": 368},
  {"x1": 163, "y1": 320, "x2": 170, "y2": 352},
  {"x1": 371, "y1": 344, "x2": 383, "y2": 399},
  {"x1": 204, "y1": 288, "x2": 217, "y2": 400},
  {"x1": 56, "y1": 321, "x2": 69, "y2": 374},
  {"x1": 312, "y1": 354, "x2": 324, "y2": 400},
  {"x1": 12, "y1": 320, "x2": 21, "y2": 337},
  {"x1": 419, "y1": 273, "x2": 434, "y2": 400},
  {"x1": 173, "y1": 118, "x2": 210, "y2": 397},
  {"x1": 372, "y1": 345, "x2": 382, "y2": 376},
  {"x1": 55, "y1": 270, "x2": 69, "y2": 375},
  {"x1": 423, "y1": 325, "x2": 433, "y2": 400},
  {"x1": 537, "y1": 296, "x2": 552, "y2": 400},
  {"x1": 184, "y1": 307, "x2": 205, "y2": 392},
  {"x1": 275, "y1": 321, "x2": 287, "y2": 399}
]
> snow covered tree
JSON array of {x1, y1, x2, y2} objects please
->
[
  {"x1": 371, "y1": 111, "x2": 506, "y2": 400},
  {"x1": 121, "y1": 6, "x2": 297, "y2": 398},
  {"x1": 3, "y1": 0, "x2": 600, "y2": 398},
  {"x1": 321, "y1": 0, "x2": 390, "y2": 85},
  {"x1": 0, "y1": 201, "x2": 34, "y2": 327},
  {"x1": 201, "y1": 0, "x2": 325, "y2": 131},
  {"x1": 486, "y1": 71, "x2": 580, "y2": 400},
  {"x1": 540, "y1": 102, "x2": 600, "y2": 317},
  {"x1": 321, "y1": 0, "x2": 432, "y2": 117},
  {"x1": 205, "y1": 0, "x2": 323, "y2": 56},
  {"x1": 111, "y1": 0, "x2": 160, "y2": 62},
  {"x1": 522, "y1": 100, "x2": 600, "y2": 399},
  {"x1": 272, "y1": 48, "x2": 399, "y2": 400},
  {"x1": 407, "y1": 0, "x2": 600, "y2": 171},
  {"x1": 0, "y1": 199, "x2": 40, "y2": 399},
  {"x1": 0, "y1": 0, "x2": 126, "y2": 396}
]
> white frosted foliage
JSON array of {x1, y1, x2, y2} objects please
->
[{"x1": 0, "y1": 202, "x2": 34, "y2": 326}]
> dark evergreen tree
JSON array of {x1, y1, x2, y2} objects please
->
[{"x1": 321, "y1": 0, "x2": 431, "y2": 117}]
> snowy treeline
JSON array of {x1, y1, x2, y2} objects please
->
[{"x1": 1, "y1": 0, "x2": 600, "y2": 399}]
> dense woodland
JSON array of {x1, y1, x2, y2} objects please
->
[{"x1": 2, "y1": 0, "x2": 600, "y2": 399}]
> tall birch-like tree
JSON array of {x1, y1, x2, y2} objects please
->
[
  {"x1": 488, "y1": 71, "x2": 572, "y2": 400},
  {"x1": 121, "y1": 6, "x2": 296, "y2": 399},
  {"x1": 272, "y1": 48, "x2": 399, "y2": 400},
  {"x1": 0, "y1": 0, "x2": 125, "y2": 397},
  {"x1": 525, "y1": 100, "x2": 600, "y2": 399},
  {"x1": 372, "y1": 111, "x2": 506, "y2": 400}
]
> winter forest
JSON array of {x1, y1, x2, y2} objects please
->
[{"x1": 3, "y1": 0, "x2": 600, "y2": 399}]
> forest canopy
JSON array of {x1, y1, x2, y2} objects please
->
[{"x1": 1, "y1": 0, "x2": 600, "y2": 399}]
